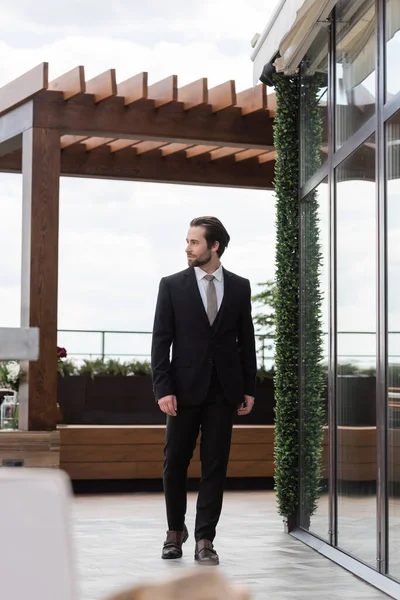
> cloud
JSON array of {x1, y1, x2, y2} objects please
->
[
  {"x1": 0, "y1": 0, "x2": 276, "y2": 45},
  {"x1": 0, "y1": 0, "x2": 280, "y2": 352}
]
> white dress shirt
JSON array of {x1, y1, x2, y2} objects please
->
[{"x1": 194, "y1": 265, "x2": 224, "y2": 314}]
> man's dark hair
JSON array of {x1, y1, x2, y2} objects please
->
[{"x1": 190, "y1": 216, "x2": 230, "y2": 257}]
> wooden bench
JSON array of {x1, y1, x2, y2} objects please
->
[
  {"x1": 2, "y1": 425, "x2": 394, "y2": 484},
  {"x1": 0, "y1": 431, "x2": 60, "y2": 468},
  {"x1": 58, "y1": 425, "x2": 274, "y2": 480}
]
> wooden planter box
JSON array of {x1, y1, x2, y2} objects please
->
[{"x1": 57, "y1": 374, "x2": 275, "y2": 425}]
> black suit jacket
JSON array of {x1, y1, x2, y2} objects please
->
[{"x1": 151, "y1": 267, "x2": 257, "y2": 406}]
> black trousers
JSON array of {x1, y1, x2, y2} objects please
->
[{"x1": 163, "y1": 370, "x2": 236, "y2": 542}]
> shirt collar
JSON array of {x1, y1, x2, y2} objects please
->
[{"x1": 194, "y1": 264, "x2": 223, "y2": 282}]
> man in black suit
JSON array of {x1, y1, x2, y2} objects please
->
[{"x1": 151, "y1": 216, "x2": 257, "y2": 566}]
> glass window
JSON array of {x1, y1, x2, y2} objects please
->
[
  {"x1": 386, "y1": 0, "x2": 400, "y2": 100},
  {"x1": 300, "y1": 29, "x2": 329, "y2": 186},
  {"x1": 299, "y1": 179, "x2": 329, "y2": 538},
  {"x1": 335, "y1": 0, "x2": 376, "y2": 148},
  {"x1": 335, "y1": 134, "x2": 376, "y2": 566},
  {"x1": 387, "y1": 110, "x2": 400, "y2": 577}
]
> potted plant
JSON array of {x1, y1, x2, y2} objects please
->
[{"x1": 0, "y1": 361, "x2": 21, "y2": 429}]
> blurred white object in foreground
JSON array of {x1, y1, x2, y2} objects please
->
[{"x1": 0, "y1": 468, "x2": 78, "y2": 600}]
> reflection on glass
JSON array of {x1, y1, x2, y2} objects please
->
[
  {"x1": 300, "y1": 29, "x2": 328, "y2": 186},
  {"x1": 387, "y1": 111, "x2": 400, "y2": 577},
  {"x1": 336, "y1": 135, "x2": 376, "y2": 566},
  {"x1": 335, "y1": 0, "x2": 375, "y2": 148},
  {"x1": 386, "y1": 0, "x2": 400, "y2": 100},
  {"x1": 299, "y1": 179, "x2": 329, "y2": 538}
]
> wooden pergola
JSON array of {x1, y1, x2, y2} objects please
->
[{"x1": 0, "y1": 63, "x2": 276, "y2": 431}]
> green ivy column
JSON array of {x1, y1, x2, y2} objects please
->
[
  {"x1": 272, "y1": 74, "x2": 301, "y2": 522},
  {"x1": 299, "y1": 74, "x2": 325, "y2": 522},
  {"x1": 273, "y1": 71, "x2": 324, "y2": 526}
]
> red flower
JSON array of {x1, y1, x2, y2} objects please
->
[{"x1": 57, "y1": 347, "x2": 67, "y2": 359}]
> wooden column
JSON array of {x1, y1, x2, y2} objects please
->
[{"x1": 19, "y1": 128, "x2": 60, "y2": 431}]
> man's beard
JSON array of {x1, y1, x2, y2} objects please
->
[{"x1": 187, "y1": 249, "x2": 212, "y2": 267}]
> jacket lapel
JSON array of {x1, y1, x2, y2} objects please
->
[
  {"x1": 183, "y1": 266, "x2": 233, "y2": 333},
  {"x1": 183, "y1": 268, "x2": 210, "y2": 328},
  {"x1": 211, "y1": 268, "x2": 233, "y2": 335}
]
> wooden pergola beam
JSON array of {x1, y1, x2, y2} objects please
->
[
  {"x1": 148, "y1": 75, "x2": 177, "y2": 107},
  {"x1": 208, "y1": 80, "x2": 236, "y2": 112},
  {"x1": 178, "y1": 78, "x2": 208, "y2": 110},
  {"x1": 49, "y1": 66, "x2": 85, "y2": 100},
  {"x1": 0, "y1": 63, "x2": 48, "y2": 116},
  {"x1": 0, "y1": 146, "x2": 275, "y2": 189},
  {"x1": 19, "y1": 128, "x2": 60, "y2": 431},
  {"x1": 117, "y1": 72, "x2": 148, "y2": 105},
  {"x1": 86, "y1": 69, "x2": 117, "y2": 103},
  {"x1": 31, "y1": 95, "x2": 274, "y2": 149}
]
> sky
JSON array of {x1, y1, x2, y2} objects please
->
[
  {"x1": 1, "y1": 1, "x2": 399, "y2": 369},
  {"x1": 0, "y1": 0, "x2": 280, "y2": 362}
]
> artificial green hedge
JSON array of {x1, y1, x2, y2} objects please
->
[
  {"x1": 273, "y1": 73, "x2": 301, "y2": 518},
  {"x1": 273, "y1": 71, "x2": 324, "y2": 520},
  {"x1": 298, "y1": 74, "x2": 325, "y2": 518}
]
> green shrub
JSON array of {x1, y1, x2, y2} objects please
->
[{"x1": 272, "y1": 71, "x2": 325, "y2": 520}]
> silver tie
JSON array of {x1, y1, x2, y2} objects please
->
[{"x1": 205, "y1": 274, "x2": 218, "y2": 325}]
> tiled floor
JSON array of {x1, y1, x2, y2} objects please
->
[{"x1": 72, "y1": 490, "x2": 392, "y2": 600}]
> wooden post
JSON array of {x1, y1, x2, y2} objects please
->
[{"x1": 19, "y1": 128, "x2": 60, "y2": 431}]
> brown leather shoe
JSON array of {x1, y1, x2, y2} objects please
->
[
  {"x1": 194, "y1": 539, "x2": 219, "y2": 566},
  {"x1": 161, "y1": 524, "x2": 189, "y2": 559}
]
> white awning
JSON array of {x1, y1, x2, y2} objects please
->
[
  {"x1": 252, "y1": 0, "x2": 400, "y2": 88},
  {"x1": 251, "y1": 0, "x2": 337, "y2": 85}
]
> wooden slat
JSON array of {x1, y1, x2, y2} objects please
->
[
  {"x1": 58, "y1": 425, "x2": 167, "y2": 445},
  {"x1": 60, "y1": 135, "x2": 88, "y2": 149},
  {"x1": 337, "y1": 445, "x2": 377, "y2": 464},
  {"x1": 0, "y1": 431, "x2": 60, "y2": 468},
  {"x1": 60, "y1": 442, "x2": 273, "y2": 464},
  {"x1": 0, "y1": 431, "x2": 60, "y2": 451},
  {"x1": 178, "y1": 78, "x2": 208, "y2": 110},
  {"x1": 86, "y1": 69, "x2": 117, "y2": 103},
  {"x1": 236, "y1": 85, "x2": 267, "y2": 115},
  {"x1": 117, "y1": 72, "x2": 148, "y2": 105},
  {"x1": 0, "y1": 62, "x2": 48, "y2": 116},
  {"x1": 186, "y1": 145, "x2": 219, "y2": 158},
  {"x1": 337, "y1": 426, "x2": 376, "y2": 446},
  {"x1": 48, "y1": 66, "x2": 85, "y2": 100},
  {"x1": 148, "y1": 75, "x2": 177, "y2": 108},
  {"x1": 210, "y1": 147, "x2": 243, "y2": 161},
  {"x1": 235, "y1": 149, "x2": 267, "y2": 162},
  {"x1": 227, "y1": 460, "x2": 274, "y2": 477},
  {"x1": 83, "y1": 137, "x2": 114, "y2": 151},
  {"x1": 58, "y1": 425, "x2": 274, "y2": 446},
  {"x1": 161, "y1": 143, "x2": 191, "y2": 156},
  {"x1": 62, "y1": 444, "x2": 164, "y2": 463},
  {"x1": 108, "y1": 139, "x2": 139, "y2": 153},
  {"x1": 258, "y1": 151, "x2": 277, "y2": 164},
  {"x1": 61, "y1": 459, "x2": 273, "y2": 480},
  {"x1": 1, "y1": 452, "x2": 59, "y2": 468},
  {"x1": 388, "y1": 429, "x2": 400, "y2": 447},
  {"x1": 134, "y1": 141, "x2": 168, "y2": 155},
  {"x1": 208, "y1": 80, "x2": 236, "y2": 112}
]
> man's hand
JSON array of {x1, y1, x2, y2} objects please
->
[
  {"x1": 237, "y1": 395, "x2": 255, "y2": 416},
  {"x1": 158, "y1": 395, "x2": 178, "y2": 416}
]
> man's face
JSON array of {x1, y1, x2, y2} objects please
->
[{"x1": 186, "y1": 226, "x2": 217, "y2": 267}]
